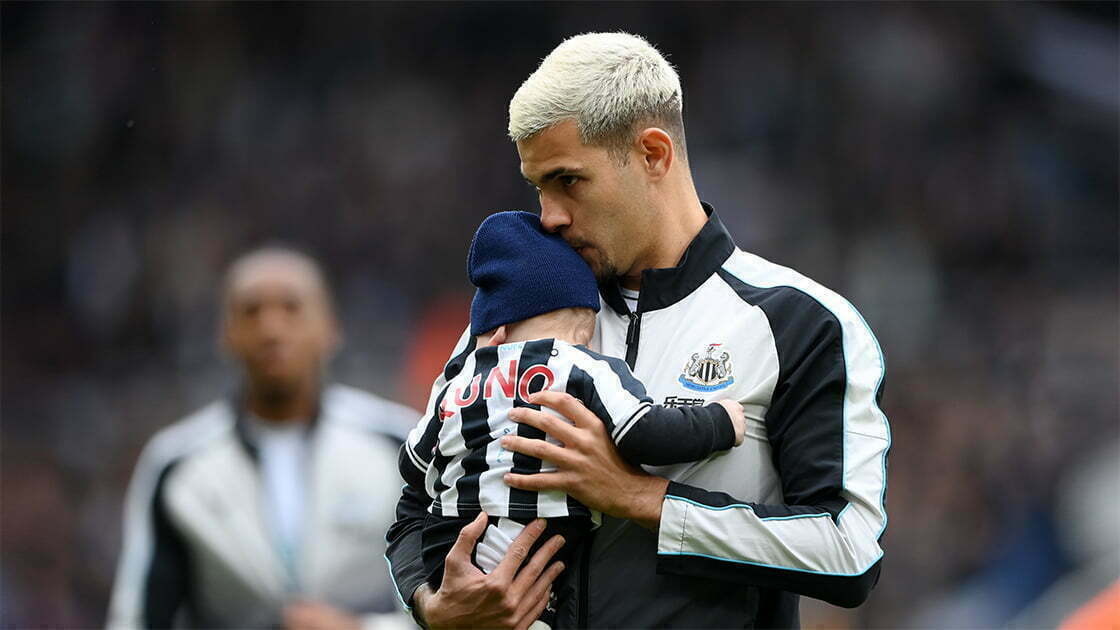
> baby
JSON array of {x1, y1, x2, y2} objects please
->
[{"x1": 400, "y1": 211, "x2": 745, "y2": 628}]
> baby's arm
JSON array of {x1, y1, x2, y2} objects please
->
[
  {"x1": 614, "y1": 399, "x2": 744, "y2": 466},
  {"x1": 565, "y1": 346, "x2": 746, "y2": 467}
]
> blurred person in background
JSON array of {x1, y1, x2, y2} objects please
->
[{"x1": 107, "y1": 246, "x2": 416, "y2": 630}]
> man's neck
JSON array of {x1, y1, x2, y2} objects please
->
[
  {"x1": 245, "y1": 378, "x2": 318, "y2": 424},
  {"x1": 620, "y1": 189, "x2": 707, "y2": 290}
]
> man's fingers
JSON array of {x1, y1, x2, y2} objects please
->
[
  {"x1": 513, "y1": 560, "x2": 566, "y2": 630},
  {"x1": 513, "y1": 587, "x2": 552, "y2": 630},
  {"x1": 504, "y1": 471, "x2": 571, "y2": 493},
  {"x1": 510, "y1": 534, "x2": 565, "y2": 596},
  {"x1": 445, "y1": 511, "x2": 489, "y2": 570},
  {"x1": 527, "y1": 390, "x2": 600, "y2": 429},
  {"x1": 501, "y1": 435, "x2": 573, "y2": 467},
  {"x1": 507, "y1": 405, "x2": 578, "y2": 445},
  {"x1": 489, "y1": 518, "x2": 547, "y2": 583}
]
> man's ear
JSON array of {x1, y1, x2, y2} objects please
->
[
  {"x1": 486, "y1": 325, "x2": 508, "y2": 347},
  {"x1": 636, "y1": 127, "x2": 674, "y2": 180}
]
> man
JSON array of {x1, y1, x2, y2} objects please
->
[
  {"x1": 109, "y1": 247, "x2": 416, "y2": 630},
  {"x1": 386, "y1": 32, "x2": 890, "y2": 628}
]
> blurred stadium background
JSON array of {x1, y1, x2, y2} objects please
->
[{"x1": 2, "y1": 3, "x2": 1117, "y2": 628}]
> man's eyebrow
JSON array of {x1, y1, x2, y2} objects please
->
[{"x1": 523, "y1": 167, "x2": 582, "y2": 187}]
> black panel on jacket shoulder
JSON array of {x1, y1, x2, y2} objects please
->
[{"x1": 715, "y1": 268, "x2": 847, "y2": 512}]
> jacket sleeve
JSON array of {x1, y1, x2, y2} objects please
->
[
  {"x1": 107, "y1": 439, "x2": 192, "y2": 629},
  {"x1": 655, "y1": 280, "x2": 890, "y2": 608},
  {"x1": 398, "y1": 387, "x2": 449, "y2": 492},
  {"x1": 616, "y1": 403, "x2": 735, "y2": 466},
  {"x1": 385, "y1": 327, "x2": 475, "y2": 611}
]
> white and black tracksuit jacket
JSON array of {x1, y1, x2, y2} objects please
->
[
  {"x1": 108, "y1": 384, "x2": 418, "y2": 629},
  {"x1": 386, "y1": 206, "x2": 891, "y2": 628}
]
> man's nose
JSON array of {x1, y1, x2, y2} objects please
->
[
  {"x1": 257, "y1": 306, "x2": 289, "y2": 339},
  {"x1": 539, "y1": 196, "x2": 570, "y2": 233}
]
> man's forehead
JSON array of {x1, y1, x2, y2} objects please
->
[
  {"x1": 226, "y1": 255, "x2": 322, "y2": 301},
  {"x1": 517, "y1": 120, "x2": 589, "y2": 180}
]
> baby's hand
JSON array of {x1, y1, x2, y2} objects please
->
[{"x1": 716, "y1": 399, "x2": 746, "y2": 447}]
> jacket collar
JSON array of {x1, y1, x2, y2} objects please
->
[
  {"x1": 601, "y1": 202, "x2": 736, "y2": 315},
  {"x1": 230, "y1": 386, "x2": 323, "y2": 463}
]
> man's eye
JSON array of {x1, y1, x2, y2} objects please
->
[{"x1": 561, "y1": 175, "x2": 579, "y2": 187}]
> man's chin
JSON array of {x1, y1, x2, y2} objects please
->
[
  {"x1": 574, "y1": 248, "x2": 613, "y2": 283},
  {"x1": 591, "y1": 263, "x2": 617, "y2": 285},
  {"x1": 248, "y1": 369, "x2": 301, "y2": 397}
]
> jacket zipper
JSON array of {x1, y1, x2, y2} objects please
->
[
  {"x1": 574, "y1": 311, "x2": 641, "y2": 627},
  {"x1": 624, "y1": 312, "x2": 642, "y2": 370}
]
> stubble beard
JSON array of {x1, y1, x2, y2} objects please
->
[
  {"x1": 594, "y1": 259, "x2": 618, "y2": 285},
  {"x1": 578, "y1": 245, "x2": 616, "y2": 285}
]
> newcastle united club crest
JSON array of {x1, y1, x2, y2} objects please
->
[{"x1": 679, "y1": 343, "x2": 735, "y2": 392}]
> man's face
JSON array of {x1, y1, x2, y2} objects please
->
[
  {"x1": 517, "y1": 119, "x2": 650, "y2": 283},
  {"x1": 222, "y1": 257, "x2": 338, "y2": 394}
]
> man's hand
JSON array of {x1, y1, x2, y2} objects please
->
[
  {"x1": 283, "y1": 601, "x2": 361, "y2": 630},
  {"x1": 414, "y1": 511, "x2": 566, "y2": 630},
  {"x1": 502, "y1": 390, "x2": 670, "y2": 531}
]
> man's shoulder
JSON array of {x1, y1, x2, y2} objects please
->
[
  {"x1": 717, "y1": 249, "x2": 871, "y2": 334},
  {"x1": 717, "y1": 249, "x2": 884, "y2": 374},
  {"x1": 322, "y1": 383, "x2": 420, "y2": 443},
  {"x1": 136, "y1": 399, "x2": 235, "y2": 480}
]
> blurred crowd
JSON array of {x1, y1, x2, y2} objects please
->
[{"x1": 2, "y1": 3, "x2": 1117, "y2": 628}]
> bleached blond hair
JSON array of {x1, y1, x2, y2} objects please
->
[{"x1": 509, "y1": 32, "x2": 687, "y2": 163}]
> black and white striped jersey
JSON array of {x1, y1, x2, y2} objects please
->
[{"x1": 399, "y1": 339, "x2": 734, "y2": 520}]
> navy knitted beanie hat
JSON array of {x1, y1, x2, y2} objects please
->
[{"x1": 468, "y1": 211, "x2": 600, "y2": 336}]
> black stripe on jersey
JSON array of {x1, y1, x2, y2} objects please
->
[
  {"x1": 507, "y1": 339, "x2": 555, "y2": 520},
  {"x1": 571, "y1": 345, "x2": 650, "y2": 401},
  {"x1": 444, "y1": 335, "x2": 478, "y2": 382},
  {"x1": 566, "y1": 365, "x2": 618, "y2": 435},
  {"x1": 144, "y1": 458, "x2": 193, "y2": 627},
  {"x1": 429, "y1": 446, "x2": 453, "y2": 517},
  {"x1": 453, "y1": 346, "x2": 500, "y2": 514},
  {"x1": 410, "y1": 387, "x2": 450, "y2": 472},
  {"x1": 715, "y1": 268, "x2": 850, "y2": 519},
  {"x1": 399, "y1": 444, "x2": 426, "y2": 491},
  {"x1": 562, "y1": 368, "x2": 597, "y2": 519}
]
